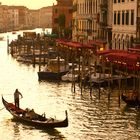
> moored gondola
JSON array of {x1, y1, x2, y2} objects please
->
[
  {"x1": 121, "y1": 92, "x2": 140, "y2": 106},
  {"x1": 2, "y1": 96, "x2": 68, "y2": 128}
]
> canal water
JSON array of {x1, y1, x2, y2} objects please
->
[{"x1": 0, "y1": 29, "x2": 140, "y2": 140}]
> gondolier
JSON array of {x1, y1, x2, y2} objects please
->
[{"x1": 14, "y1": 89, "x2": 23, "y2": 108}]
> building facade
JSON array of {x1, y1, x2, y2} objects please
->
[
  {"x1": 8, "y1": 6, "x2": 19, "y2": 31},
  {"x1": 52, "y1": 0, "x2": 73, "y2": 38},
  {"x1": 0, "y1": 2, "x2": 53, "y2": 32},
  {"x1": 112, "y1": 0, "x2": 138, "y2": 50},
  {"x1": 0, "y1": 4, "x2": 9, "y2": 32},
  {"x1": 39, "y1": 6, "x2": 52, "y2": 28},
  {"x1": 72, "y1": 0, "x2": 112, "y2": 50}
]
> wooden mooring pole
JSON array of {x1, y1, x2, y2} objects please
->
[{"x1": 7, "y1": 35, "x2": 9, "y2": 54}]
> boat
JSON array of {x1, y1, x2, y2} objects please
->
[
  {"x1": 2, "y1": 96, "x2": 68, "y2": 128},
  {"x1": 16, "y1": 56, "x2": 32, "y2": 63},
  {"x1": 61, "y1": 71, "x2": 79, "y2": 82},
  {"x1": 121, "y1": 91, "x2": 140, "y2": 106},
  {"x1": 38, "y1": 58, "x2": 69, "y2": 80},
  {"x1": 61, "y1": 67, "x2": 80, "y2": 82}
]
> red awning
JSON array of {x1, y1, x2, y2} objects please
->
[
  {"x1": 97, "y1": 50, "x2": 113, "y2": 55},
  {"x1": 104, "y1": 51, "x2": 140, "y2": 70},
  {"x1": 56, "y1": 39, "x2": 95, "y2": 49},
  {"x1": 128, "y1": 48, "x2": 140, "y2": 52},
  {"x1": 89, "y1": 40, "x2": 106, "y2": 46}
]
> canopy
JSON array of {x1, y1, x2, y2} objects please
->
[
  {"x1": 56, "y1": 39, "x2": 95, "y2": 49},
  {"x1": 103, "y1": 50, "x2": 140, "y2": 70},
  {"x1": 89, "y1": 40, "x2": 107, "y2": 46}
]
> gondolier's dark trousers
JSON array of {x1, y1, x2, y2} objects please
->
[{"x1": 15, "y1": 98, "x2": 19, "y2": 108}]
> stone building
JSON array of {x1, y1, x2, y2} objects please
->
[
  {"x1": 72, "y1": 0, "x2": 112, "y2": 50},
  {"x1": 39, "y1": 6, "x2": 52, "y2": 28},
  {"x1": 30, "y1": 10, "x2": 39, "y2": 29},
  {"x1": 112, "y1": 0, "x2": 139, "y2": 50},
  {"x1": 0, "y1": 4, "x2": 9, "y2": 32}
]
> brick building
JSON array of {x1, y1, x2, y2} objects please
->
[{"x1": 52, "y1": 0, "x2": 73, "y2": 38}]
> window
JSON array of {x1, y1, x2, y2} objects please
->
[
  {"x1": 122, "y1": 0, "x2": 125, "y2": 2},
  {"x1": 122, "y1": 11, "x2": 125, "y2": 25},
  {"x1": 118, "y1": 12, "x2": 120, "y2": 25},
  {"x1": 114, "y1": 0, "x2": 116, "y2": 3},
  {"x1": 118, "y1": 0, "x2": 120, "y2": 3},
  {"x1": 131, "y1": 10, "x2": 134, "y2": 25},
  {"x1": 126, "y1": 11, "x2": 129, "y2": 25},
  {"x1": 114, "y1": 12, "x2": 116, "y2": 24}
]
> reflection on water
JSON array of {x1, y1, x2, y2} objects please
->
[{"x1": 0, "y1": 29, "x2": 140, "y2": 140}]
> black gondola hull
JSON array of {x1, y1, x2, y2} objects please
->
[
  {"x1": 121, "y1": 93, "x2": 140, "y2": 106},
  {"x1": 38, "y1": 71, "x2": 68, "y2": 80}
]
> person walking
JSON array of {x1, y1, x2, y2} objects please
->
[{"x1": 14, "y1": 89, "x2": 23, "y2": 109}]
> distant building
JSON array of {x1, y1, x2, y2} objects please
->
[
  {"x1": 39, "y1": 6, "x2": 52, "y2": 28},
  {"x1": 0, "y1": 4, "x2": 9, "y2": 32},
  {"x1": 0, "y1": 3, "x2": 53, "y2": 32},
  {"x1": 8, "y1": 6, "x2": 19, "y2": 31},
  {"x1": 30, "y1": 9, "x2": 39, "y2": 29},
  {"x1": 17, "y1": 6, "x2": 30, "y2": 30},
  {"x1": 7, "y1": 6, "x2": 30, "y2": 30}
]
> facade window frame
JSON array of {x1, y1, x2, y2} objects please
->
[
  {"x1": 131, "y1": 10, "x2": 134, "y2": 25},
  {"x1": 126, "y1": 10, "x2": 129, "y2": 25},
  {"x1": 118, "y1": 12, "x2": 120, "y2": 25},
  {"x1": 114, "y1": 12, "x2": 116, "y2": 25},
  {"x1": 122, "y1": 11, "x2": 125, "y2": 25}
]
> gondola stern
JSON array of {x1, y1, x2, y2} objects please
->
[{"x1": 64, "y1": 110, "x2": 69, "y2": 127}]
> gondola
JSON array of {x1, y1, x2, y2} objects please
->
[
  {"x1": 38, "y1": 71, "x2": 68, "y2": 80},
  {"x1": 2, "y1": 96, "x2": 68, "y2": 128},
  {"x1": 121, "y1": 92, "x2": 140, "y2": 106}
]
